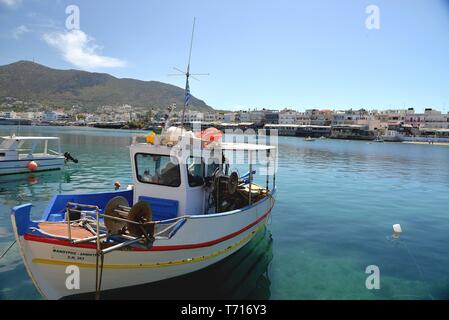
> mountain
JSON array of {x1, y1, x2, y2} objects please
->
[{"x1": 0, "y1": 61, "x2": 213, "y2": 112}]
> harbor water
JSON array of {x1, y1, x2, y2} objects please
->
[{"x1": 1, "y1": 125, "x2": 449, "y2": 299}]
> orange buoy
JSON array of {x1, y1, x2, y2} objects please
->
[
  {"x1": 27, "y1": 161, "x2": 38, "y2": 172},
  {"x1": 114, "y1": 181, "x2": 121, "y2": 190}
]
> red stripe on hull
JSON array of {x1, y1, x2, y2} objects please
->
[{"x1": 23, "y1": 208, "x2": 272, "y2": 251}]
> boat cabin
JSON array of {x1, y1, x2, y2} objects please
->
[
  {"x1": 129, "y1": 132, "x2": 276, "y2": 220},
  {"x1": 0, "y1": 136, "x2": 62, "y2": 161}
]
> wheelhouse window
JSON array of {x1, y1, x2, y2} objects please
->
[
  {"x1": 187, "y1": 156, "x2": 205, "y2": 187},
  {"x1": 135, "y1": 153, "x2": 181, "y2": 187}
]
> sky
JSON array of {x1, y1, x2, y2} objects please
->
[{"x1": 1, "y1": 0, "x2": 449, "y2": 112}]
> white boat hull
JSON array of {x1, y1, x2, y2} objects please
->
[
  {"x1": 0, "y1": 157, "x2": 65, "y2": 175},
  {"x1": 12, "y1": 196, "x2": 274, "y2": 300}
]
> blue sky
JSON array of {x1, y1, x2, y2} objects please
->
[{"x1": 1, "y1": 0, "x2": 449, "y2": 112}]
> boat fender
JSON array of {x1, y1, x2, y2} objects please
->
[{"x1": 27, "y1": 161, "x2": 38, "y2": 172}]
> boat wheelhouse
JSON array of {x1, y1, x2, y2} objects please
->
[
  {"x1": 11, "y1": 128, "x2": 277, "y2": 299},
  {"x1": 0, "y1": 135, "x2": 65, "y2": 175}
]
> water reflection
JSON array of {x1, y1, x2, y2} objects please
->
[
  {"x1": 68, "y1": 227, "x2": 273, "y2": 300},
  {"x1": 0, "y1": 170, "x2": 71, "y2": 208}
]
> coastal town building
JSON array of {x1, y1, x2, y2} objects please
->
[
  {"x1": 278, "y1": 109, "x2": 298, "y2": 124},
  {"x1": 2, "y1": 103, "x2": 449, "y2": 140}
]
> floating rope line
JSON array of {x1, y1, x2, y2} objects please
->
[
  {"x1": 387, "y1": 235, "x2": 435, "y2": 300},
  {"x1": 0, "y1": 240, "x2": 16, "y2": 260},
  {"x1": 400, "y1": 241, "x2": 435, "y2": 300}
]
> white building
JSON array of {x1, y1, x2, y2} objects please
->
[
  {"x1": 238, "y1": 111, "x2": 251, "y2": 123},
  {"x1": 0, "y1": 111, "x2": 17, "y2": 118},
  {"x1": 249, "y1": 110, "x2": 265, "y2": 124},
  {"x1": 423, "y1": 108, "x2": 449, "y2": 129},
  {"x1": 43, "y1": 111, "x2": 68, "y2": 122},
  {"x1": 203, "y1": 112, "x2": 219, "y2": 122},
  {"x1": 224, "y1": 113, "x2": 237, "y2": 123},
  {"x1": 278, "y1": 109, "x2": 298, "y2": 125},
  {"x1": 182, "y1": 110, "x2": 203, "y2": 123}
]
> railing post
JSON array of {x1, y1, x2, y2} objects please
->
[
  {"x1": 249, "y1": 151, "x2": 252, "y2": 205},
  {"x1": 95, "y1": 206, "x2": 101, "y2": 300},
  {"x1": 66, "y1": 207, "x2": 72, "y2": 242}
]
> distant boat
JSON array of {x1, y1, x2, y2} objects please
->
[
  {"x1": 374, "y1": 137, "x2": 384, "y2": 143},
  {"x1": 91, "y1": 121, "x2": 126, "y2": 129},
  {"x1": 305, "y1": 136, "x2": 316, "y2": 141},
  {"x1": 0, "y1": 118, "x2": 32, "y2": 126},
  {"x1": 0, "y1": 135, "x2": 75, "y2": 175}
]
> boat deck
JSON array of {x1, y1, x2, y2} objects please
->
[{"x1": 38, "y1": 222, "x2": 93, "y2": 239}]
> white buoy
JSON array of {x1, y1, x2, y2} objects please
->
[{"x1": 393, "y1": 224, "x2": 402, "y2": 234}]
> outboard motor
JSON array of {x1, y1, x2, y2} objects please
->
[{"x1": 64, "y1": 152, "x2": 78, "y2": 163}]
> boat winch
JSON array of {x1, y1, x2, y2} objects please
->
[{"x1": 104, "y1": 196, "x2": 154, "y2": 238}]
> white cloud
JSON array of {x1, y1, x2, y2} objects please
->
[
  {"x1": 43, "y1": 30, "x2": 126, "y2": 70},
  {"x1": 12, "y1": 25, "x2": 30, "y2": 39},
  {"x1": 0, "y1": 0, "x2": 22, "y2": 8}
]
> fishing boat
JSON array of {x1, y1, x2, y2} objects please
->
[
  {"x1": 10, "y1": 126, "x2": 276, "y2": 299},
  {"x1": 10, "y1": 18, "x2": 277, "y2": 300},
  {"x1": 0, "y1": 135, "x2": 77, "y2": 176},
  {"x1": 374, "y1": 136, "x2": 384, "y2": 143}
]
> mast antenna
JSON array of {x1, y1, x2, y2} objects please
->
[{"x1": 168, "y1": 17, "x2": 209, "y2": 128}]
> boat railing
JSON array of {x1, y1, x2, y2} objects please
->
[
  {"x1": 47, "y1": 149, "x2": 60, "y2": 155},
  {"x1": 64, "y1": 202, "x2": 188, "y2": 251}
]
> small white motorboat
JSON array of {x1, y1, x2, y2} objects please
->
[
  {"x1": 0, "y1": 135, "x2": 76, "y2": 175},
  {"x1": 304, "y1": 136, "x2": 316, "y2": 141}
]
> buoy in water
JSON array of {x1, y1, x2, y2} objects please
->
[
  {"x1": 114, "y1": 181, "x2": 121, "y2": 190},
  {"x1": 27, "y1": 161, "x2": 38, "y2": 172},
  {"x1": 393, "y1": 224, "x2": 402, "y2": 234},
  {"x1": 392, "y1": 224, "x2": 402, "y2": 238}
]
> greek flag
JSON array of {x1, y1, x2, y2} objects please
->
[{"x1": 184, "y1": 78, "x2": 191, "y2": 107}]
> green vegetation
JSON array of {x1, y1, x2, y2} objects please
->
[{"x1": 125, "y1": 120, "x2": 146, "y2": 129}]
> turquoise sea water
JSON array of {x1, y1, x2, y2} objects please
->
[{"x1": 1, "y1": 125, "x2": 449, "y2": 300}]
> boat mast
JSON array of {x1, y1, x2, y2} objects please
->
[
  {"x1": 181, "y1": 17, "x2": 195, "y2": 129},
  {"x1": 169, "y1": 17, "x2": 209, "y2": 129}
]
